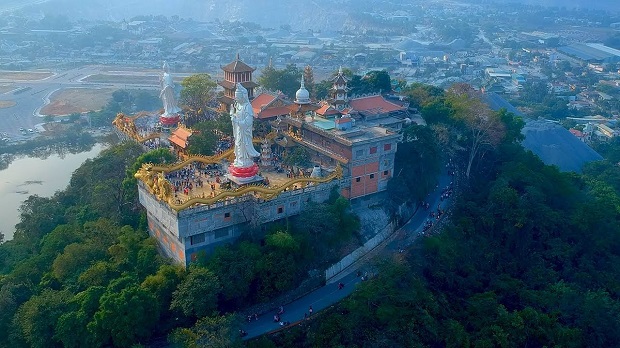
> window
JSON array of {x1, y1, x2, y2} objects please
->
[
  {"x1": 190, "y1": 233, "x2": 205, "y2": 245},
  {"x1": 369, "y1": 174, "x2": 375, "y2": 179},
  {"x1": 383, "y1": 170, "x2": 389, "y2": 176},
  {"x1": 277, "y1": 206, "x2": 284, "y2": 214},
  {"x1": 224, "y1": 212, "x2": 231, "y2": 218},
  {"x1": 356, "y1": 149, "x2": 364, "y2": 157},
  {"x1": 384, "y1": 143, "x2": 392, "y2": 151},
  {"x1": 369, "y1": 146, "x2": 377, "y2": 154},
  {"x1": 355, "y1": 177, "x2": 361, "y2": 183}
]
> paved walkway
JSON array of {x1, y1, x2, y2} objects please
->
[{"x1": 242, "y1": 172, "x2": 454, "y2": 340}]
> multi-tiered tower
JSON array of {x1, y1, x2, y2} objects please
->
[
  {"x1": 329, "y1": 66, "x2": 349, "y2": 111},
  {"x1": 218, "y1": 54, "x2": 258, "y2": 113}
]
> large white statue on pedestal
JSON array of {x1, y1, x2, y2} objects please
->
[
  {"x1": 231, "y1": 83, "x2": 260, "y2": 168},
  {"x1": 160, "y1": 61, "x2": 181, "y2": 117}
]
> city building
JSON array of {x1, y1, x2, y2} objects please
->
[{"x1": 558, "y1": 43, "x2": 620, "y2": 64}]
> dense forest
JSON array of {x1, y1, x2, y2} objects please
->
[
  {"x1": 253, "y1": 86, "x2": 620, "y2": 347},
  {"x1": 2, "y1": 80, "x2": 620, "y2": 347},
  {"x1": 0, "y1": 141, "x2": 360, "y2": 347}
]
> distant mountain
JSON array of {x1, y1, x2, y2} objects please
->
[{"x1": 16, "y1": 0, "x2": 370, "y2": 30}]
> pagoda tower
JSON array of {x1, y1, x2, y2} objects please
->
[
  {"x1": 329, "y1": 66, "x2": 349, "y2": 111},
  {"x1": 218, "y1": 54, "x2": 258, "y2": 113}
]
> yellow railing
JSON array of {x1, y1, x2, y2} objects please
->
[
  {"x1": 135, "y1": 162, "x2": 342, "y2": 211},
  {"x1": 112, "y1": 113, "x2": 162, "y2": 143}
]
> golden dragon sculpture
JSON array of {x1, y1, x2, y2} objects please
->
[
  {"x1": 135, "y1": 162, "x2": 342, "y2": 211},
  {"x1": 112, "y1": 113, "x2": 163, "y2": 143}
]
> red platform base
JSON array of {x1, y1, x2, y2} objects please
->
[
  {"x1": 228, "y1": 163, "x2": 259, "y2": 178},
  {"x1": 160, "y1": 114, "x2": 180, "y2": 127}
]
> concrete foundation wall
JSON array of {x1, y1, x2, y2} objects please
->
[{"x1": 139, "y1": 180, "x2": 340, "y2": 266}]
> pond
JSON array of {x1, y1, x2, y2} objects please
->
[{"x1": 0, "y1": 143, "x2": 106, "y2": 240}]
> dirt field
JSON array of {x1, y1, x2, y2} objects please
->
[
  {"x1": 0, "y1": 84, "x2": 15, "y2": 94},
  {"x1": 0, "y1": 71, "x2": 53, "y2": 81},
  {"x1": 82, "y1": 73, "x2": 185, "y2": 85},
  {"x1": 40, "y1": 88, "x2": 116, "y2": 116},
  {"x1": 82, "y1": 74, "x2": 161, "y2": 85},
  {"x1": 0, "y1": 100, "x2": 16, "y2": 109}
]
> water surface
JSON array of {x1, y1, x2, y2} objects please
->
[{"x1": 0, "y1": 144, "x2": 106, "y2": 240}]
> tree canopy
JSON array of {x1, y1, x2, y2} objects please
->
[
  {"x1": 258, "y1": 107, "x2": 620, "y2": 348},
  {"x1": 180, "y1": 74, "x2": 217, "y2": 113},
  {"x1": 258, "y1": 64, "x2": 302, "y2": 99}
]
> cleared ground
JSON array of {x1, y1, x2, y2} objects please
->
[
  {"x1": 0, "y1": 71, "x2": 53, "y2": 81},
  {"x1": 82, "y1": 73, "x2": 185, "y2": 85},
  {"x1": 0, "y1": 84, "x2": 15, "y2": 94},
  {"x1": 40, "y1": 88, "x2": 116, "y2": 116},
  {"x1": 82, "y1": 74, "x2": 160, "y2": 85},
  {"x1": 0, "y1": 100, "x2": 16, "y2": 109}
]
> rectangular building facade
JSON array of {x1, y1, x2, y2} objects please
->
[{"x1": 139, "y1": 181, "x2": 338, "y2": 266}]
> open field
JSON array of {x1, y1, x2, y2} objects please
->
[
  {"x1": 40, "y1": 88, "x2": 116, "y2": 116},
  {"x1": 0, "y1": 100, "x2": 16, "y2": 109},
  {"x1": 0, "y1": 84, "x2": 15, "y2": 94},
  {"x1": 0, "y1": 71, "x2": 53, "y2": 81},
  {"x1": 82, "y1": 74, "x2": 161, "y2": 85},
  {"x1": 82, "y1": 73, "x2": 185, "y2": 85}
]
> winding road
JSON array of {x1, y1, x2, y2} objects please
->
[{"x1": 242, "y1": 172, "x2": 453, "y2": 340}]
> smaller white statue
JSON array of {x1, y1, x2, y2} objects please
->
[
  {"x1": 231, "y1": 83, "x2": 260, "y2": 168},
  {"x1": 160, "y1": 61, "x2": 181, "y2": 116}
]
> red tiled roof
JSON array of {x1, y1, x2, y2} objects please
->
[
  {"x1": 169, "y1": 135, "x2": 188, "y2": 148},
  {"x1": 221, "y1": 58, "x2": 255, "y2": 73},
  {"x1": 168, "y1": 127, "x2": 192, "y2": 148},
  {"x1": 315, "y1": 104, "x2": 340, "y2": 116},
  {"x1": 256, "y1": 106, "x2": 290, "y2": 119},
  {"x1": 251, "y1": 93, "x2": 277, "y2": 113},
  {"x1": 349, "y1": 95, "x2": 404, "y2": 114},
  {"x1": 172, "y1": 127, "x2": 192, "y2": 141}
]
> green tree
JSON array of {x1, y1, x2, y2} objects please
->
[
  {"x1": 187, "y1": 121, "x2": 219, "y2": 155},
  {"x1": 180, "y1": 74, "x2": 217, "y2": 113},
  {"x1": 170, "y1": 266, "x2": 222, "y2": 318},
  {"x1": 258, "y1": 64, "x2": 302, "y2": 98},
  {"x1": 14, "y1": 289, "x2": 73, "y2": 348},
  {"x1": 207, "y1": 242, "x2": 260, "y2": 306},
  {"x1": 389, "y1": 124, "x2": 441, "y2": 204},
  {"x1": 364, "y1": 70, "x2": 391, "y2": 93},
  {"x1": 446, "y1": 83, "x2": 505, "y2": 179},
  {"x1": 54, "y1": 286, "x2": 105, "y2": 348},
  {"x1": 282, "y1": 146, "x2": 310, "y2": 167},
  {"x1": 89, "y1": 278, "x2": 160, "y2": 347},
  {"x1": 169, "y1": 314, "x2": 242, "y2": 348}
]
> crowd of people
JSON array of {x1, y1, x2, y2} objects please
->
[
  {"x1": 142, "y1": 138, "x2": 161, "y2": 150},
  {"x1": 165, "y1": 163, "x2": 230, "y2": 202},
  {"x1": 419, "y1": 159, "x2": 457, "y2": 236}
]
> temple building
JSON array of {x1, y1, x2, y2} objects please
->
[
  {"x1": 217, "y1": 54, "x2": 258, "y2": 112},
  {"x1": 251, "y1": 91, "x2": 292, "y2": 121},
  {"x1": 134, "y1": 63, "x2": 411, "y2": 266},
  {"x1": 168, "y1": 125, "x2": 193, "y2": 157}
]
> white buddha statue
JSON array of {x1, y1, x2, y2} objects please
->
[
  {"x1": 231, "y1": 83, "x2": 260, "y2": 168},
  {"x1": 160, "y1": 61, "x2": 181, "y2": 116}
]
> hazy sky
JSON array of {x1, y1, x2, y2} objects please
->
[{"x1": 3, "y1": 0, "x2": 618, "y2": 24}]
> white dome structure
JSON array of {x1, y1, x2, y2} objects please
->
[{"x1": 295, "y1": 75, "x2": 310, "y2": 104}]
